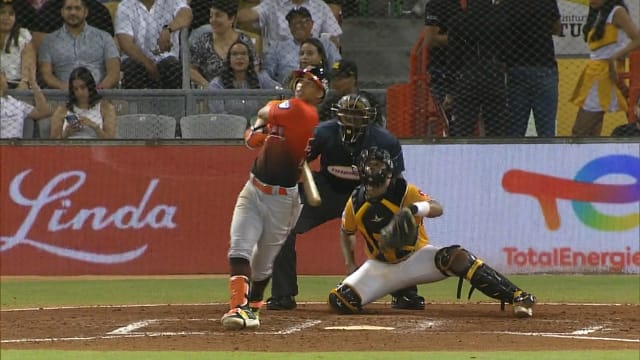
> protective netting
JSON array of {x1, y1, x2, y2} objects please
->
[{"x1": 1, "y1": 0, "x2": 638, "y2": 139}]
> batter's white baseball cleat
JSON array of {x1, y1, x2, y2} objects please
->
[{"x1": 221, "y1": 306, "x2": 260, "y2": 330}]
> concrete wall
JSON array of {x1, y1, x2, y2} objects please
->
[{"x1": 341, "y1": 17, "x2": 423, "y2": 88}]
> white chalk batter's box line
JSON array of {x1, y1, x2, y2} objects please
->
[
  {"x1": 2, "y1": 301, "x2": 636, "y2": 312},
  {"x1": 1, "y1": 314, "x2": 638, "y2": 344}
]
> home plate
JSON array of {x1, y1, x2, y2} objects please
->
[{"x1": 324, "y1": 325, "x2": 395, "y2": 330}]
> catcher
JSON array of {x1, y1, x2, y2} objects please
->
[{"x1": 329, "y1": 147, "x2": 537, "y2": 317}]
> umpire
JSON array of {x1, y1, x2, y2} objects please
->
[{"x1": 267, "y1": 92, "x2": 426, "y2": 311}]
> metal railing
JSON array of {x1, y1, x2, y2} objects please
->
[{"x1": 9, "y1": 88, "x2": 388, "y2": 138}]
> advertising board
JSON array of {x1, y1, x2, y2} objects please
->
[{"x1": 1, "y1": 144, "x2": 638, "y2": 275}]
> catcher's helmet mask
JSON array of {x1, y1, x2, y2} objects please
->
[
  {"x1": 358, "y1": 147, "x2": 394, "y2": 197},
  {"x1": 333, "y1": 94, "x2": 377, "y2": 144}
]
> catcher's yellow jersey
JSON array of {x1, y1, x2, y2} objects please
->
[{"x1": 342, "y1": 178, "x2": 430, "y2": 263}]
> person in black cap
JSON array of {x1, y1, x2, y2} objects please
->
[{"x1": 317, "y1": 59, "x2": 385, "y2": 126}]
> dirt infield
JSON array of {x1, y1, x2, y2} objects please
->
[{"x1": 1, "y1": 303, "x2": 638, "y2": 352}]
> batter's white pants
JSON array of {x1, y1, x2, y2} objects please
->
[{"x1": 228, "y1": 175, "x2": 303, "y2": 282}]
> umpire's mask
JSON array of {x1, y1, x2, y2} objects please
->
[{"x1": 333, "y1": 93, "x2": 377, "y2": 145}]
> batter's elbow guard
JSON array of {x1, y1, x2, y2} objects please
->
[
  {"x1": 328, "y1": 284, "x2": 363, "y2": 314},
  {"x1": 244, "y1": 130, "x2": 267, "y2": 149}
]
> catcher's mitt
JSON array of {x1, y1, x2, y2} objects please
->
[{"x1": 379, "y1": 208, "x2": 418, "y2": 250}]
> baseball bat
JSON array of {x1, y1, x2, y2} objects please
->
[{"x1": 302, "y1": 161, "x2": 322, "y2": 206}]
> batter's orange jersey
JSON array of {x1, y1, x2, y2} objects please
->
[
  {"x1": 252, "y1": 98, "x2": 319, "y2": 187},
  {"x1": 342, "y1": 178, "x2": 431, "y2": 263}
]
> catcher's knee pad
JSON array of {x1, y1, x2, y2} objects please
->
[
  {"x1": 328, "y1": 284, "x2": 363, "y2": 314},
  {"x1": 434, "y1": 245, "x2": 479, "y2": 278}
]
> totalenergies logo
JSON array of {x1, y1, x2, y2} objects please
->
[{"x1": 502, "y1": 155, "x2": 640, "y2": 232}]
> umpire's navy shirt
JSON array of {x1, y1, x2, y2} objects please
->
[{"x1": 307, "y1": 120, "x2": 405, "y2": 194}]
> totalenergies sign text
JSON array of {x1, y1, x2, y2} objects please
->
[{"x1": 502, "y1": 155, "x2": 640, "y2": 232}]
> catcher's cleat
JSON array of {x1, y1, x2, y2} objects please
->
[
  {"x1": 391, "y1": 294, "x2": 425, "y2": 310},
  {"x1": 512, "y1": 291, "x2": 536, "y2": 318},
  {"x1": 221, "y1": 306, "x2": 260, "y2": 330},
  {"x1": 249, "y1": 300, "x2": 264, "y2": 320},
  {"x1": 265, "y1": 296, "x2": 297, "y2": 310},
  {"x1": 328, "y1": 284, "x2": 363, "y2": 314}
]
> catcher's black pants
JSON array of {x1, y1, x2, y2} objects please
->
[{"x1": 270, "y1": 173, "x2": 418, "y2": 298}]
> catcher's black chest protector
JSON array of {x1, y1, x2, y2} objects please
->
[
  {"x1": 352, "y1": 179, "x2": 414, "y2": 262},
  {"x1": 352, "y1": 179, "x2": 408, "y2": 225}
]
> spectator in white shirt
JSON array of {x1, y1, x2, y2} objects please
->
[
  {"x1": 49, "y1": 66, "x2": 116, "y2": 139},
  {"x1": 236, "y1": 0, "x2": 341, "y2": 52},
  {"x1": 0, "y1": 70, "x2": 50, "y2": 139},
  {"x1": 115, "y1": 0, "x2": 192, "y2": 89}
]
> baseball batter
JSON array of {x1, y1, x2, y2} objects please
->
[
  {"x1": 221, "y1": 66, "x2": 325, "y2": 330},
  {"x1": 329, "y1": 147, "x2": 537, "y2": 318},
  {"x1": 267, "y1": 94, "x2": 426, "y2": 311}
]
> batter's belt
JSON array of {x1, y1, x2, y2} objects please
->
[{"x1": 250, "y1": 174, "x2": 296, "y2": 196}]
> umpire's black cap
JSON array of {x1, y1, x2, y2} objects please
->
[{"x1": 286, "y1": 6, "x2": 313, "y2": 22}]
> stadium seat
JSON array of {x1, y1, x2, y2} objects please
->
[
  {"x1": 22, "y1": 118, "x2": 35, "y2": 139},
  {"x1": 115, "y1": 114, "x2": 177, "y2": 139},
  {"x1": 36, "y1": 118, "x2": 51, "y2": 139},
  {"x1": 110, "y1": 99, "x2": 129, "y2": 115},
  {"x1": 179, "y1": 114, "x2": 248, "y2": 139}
]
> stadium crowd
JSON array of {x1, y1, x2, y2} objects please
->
[{"x1": 1, "y1": 0, "x2": 639, "y2": 139}]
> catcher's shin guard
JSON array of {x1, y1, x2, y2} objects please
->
[
  {"x1": 328, "y1": 284, "x2": 363, "y2": 314},
  {"x1": 435, "y1": 245, "x2": 523, "y2": 306}
]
